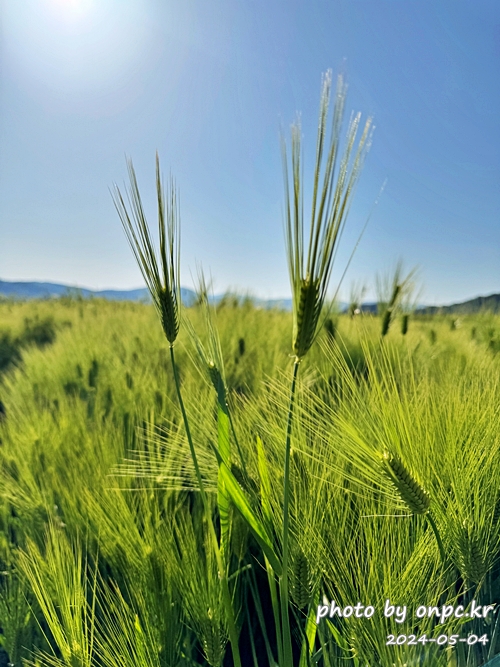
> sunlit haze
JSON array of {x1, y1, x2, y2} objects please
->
[{"x1": 1, "y1": 1, "x2": 499, "y2": 305}]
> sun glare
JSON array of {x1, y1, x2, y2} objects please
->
[
  {"x1": 51, "y1": 0, "x2": 94, "y2": 15},
  {"x1": 4, "y1": 0, "x2": 152, "y2": 107}
]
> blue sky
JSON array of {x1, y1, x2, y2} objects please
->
[{"x1": 1, "y1": 0, "x2": 499, "y2": 305}]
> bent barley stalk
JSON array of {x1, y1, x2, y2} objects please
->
[
  {"x1": 381, "y1": 450, "x2": 446, "y2": 563},
  {"x1": 183, "y1": 270, "x2": 247, "y2": 477},
  {"x1": 281, "y1": 69, "x2": 373, "y2": 665},
  {"x1": 183, "y1": 271, "x2": 256, "y2": 568},
  {"x1": 381, "y1": 451, "x2": 430, "y2": 515},
  {"x1": 112, "y1": 155, "x2": 242, "y2": 667}
]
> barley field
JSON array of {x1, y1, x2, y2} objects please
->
[
  {"x1": 0, "y1": 296, "x2": 500, "y2": 667},
  {"x1": 1, "y1": 72, "x2": 499, "y2": 667}
]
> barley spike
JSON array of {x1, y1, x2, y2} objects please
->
[
  {"x1": 159, "y1": 286, "x2": 179, "y2": 344},
  {"x1": 201, "y1": 615, "x2": 226, "y2": 667},
  {"x1": 291, "y1": 548, "x2": 311, "y2": 609},
  {"x1": 293, "y1": 276, "x2": 321, "y2": 358},
  {"x1": 207, "y1": 361, "x2": 223, "y2": 395},
  {"x1": 458, "y1": 522, "x2": 486, "y2": 585},
  {"x1": 382, "y1": 451, "x2": 430, "y2": 515}
]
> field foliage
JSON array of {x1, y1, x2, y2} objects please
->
[{"x1": 1, "y1": 298, "x2": 500, "y2": 666}]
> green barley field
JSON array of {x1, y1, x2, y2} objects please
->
[
  {"x1": 1, "y1": 73, "x2": 499, "y2": 667},
  {"x1": 1, "y1": 297, "x2": 500, "y2": 667}
]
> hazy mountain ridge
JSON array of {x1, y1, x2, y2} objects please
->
[
  {"x1": 0, "y1": 280, "x2": 293, "y2": 310},
  {"x1": 0, "y1": 280, "x2": 154, "y2": 302},
  {"x1": 416, "y1": 293, "x2": 500, "y2": 315},
  {"x1": 2, "y1": 280, "x2": 500, "y2": 314}
]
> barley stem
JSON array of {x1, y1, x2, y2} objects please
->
[
  {"x1": 281, "y1": 357, "x2": 301, "y2": 666},
  {"x1": 227, "y1": 404, "x2": 248, "y2": 479},
  {"x1": 427, "y1": 511, "x2": 446, "y2": 564},
  {"x1": 169, "y1": 345, "x2": 242, "y2": 667}
]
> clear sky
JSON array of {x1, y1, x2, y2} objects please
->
[{"x1": 1, "y1": 0, "x2": 499, "y2": 305}]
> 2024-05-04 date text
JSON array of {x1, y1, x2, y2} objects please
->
[{"x1": 387, "y1": 634, "x2": 489, "y2": 646}]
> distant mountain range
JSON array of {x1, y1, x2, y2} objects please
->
[
  {"x1": 0, "y1": 280, "x2": 294, "y2": 310},
  {"x1": 0, "y1": 279, "x2": 192, "y2": 304},
  {"x1": 416, "y1": 293, "x2": 500, "y2": 315},
  {"x1": 2, "y1": 280, "x2": 500, "y2": 314}
]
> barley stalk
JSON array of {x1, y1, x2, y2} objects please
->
[
  {"x1": 113, "y1": 156, "x2": 242, "y2": 667},
  {"x1": 280, "y1": 69, "x2": 373, "y2": 666},
  {"x1": 112, "y1": 153, "x2": 180, "y2": 345},
  {"x1": 382, "y1": 451, "x2": 446, "y2": 563},
  {"x1": 283, "y1": 71, "x2": 373, "y2": 362}
]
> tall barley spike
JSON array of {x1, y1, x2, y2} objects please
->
[
  {"x1": 283, "y1": 70, "x2": 374, "y2": 361},
  {"x1": 381, "y1": 451, "x2": 430, "y2": 515},
  {"x1": 112, "y1": 153, "x2": 180, "y2": 345},
  {"x1": 159, "y1": 286, "x2": 179, "y2": 345},
  {"x1": 293, "y1": 277, "x2": 321, "y2": 359},
  {"x1": 114, "y1": 158, "x2": 242, "y2": 667},
  {"x1": 279, "y1": 70, "x2": 373, "y2": 665}
]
